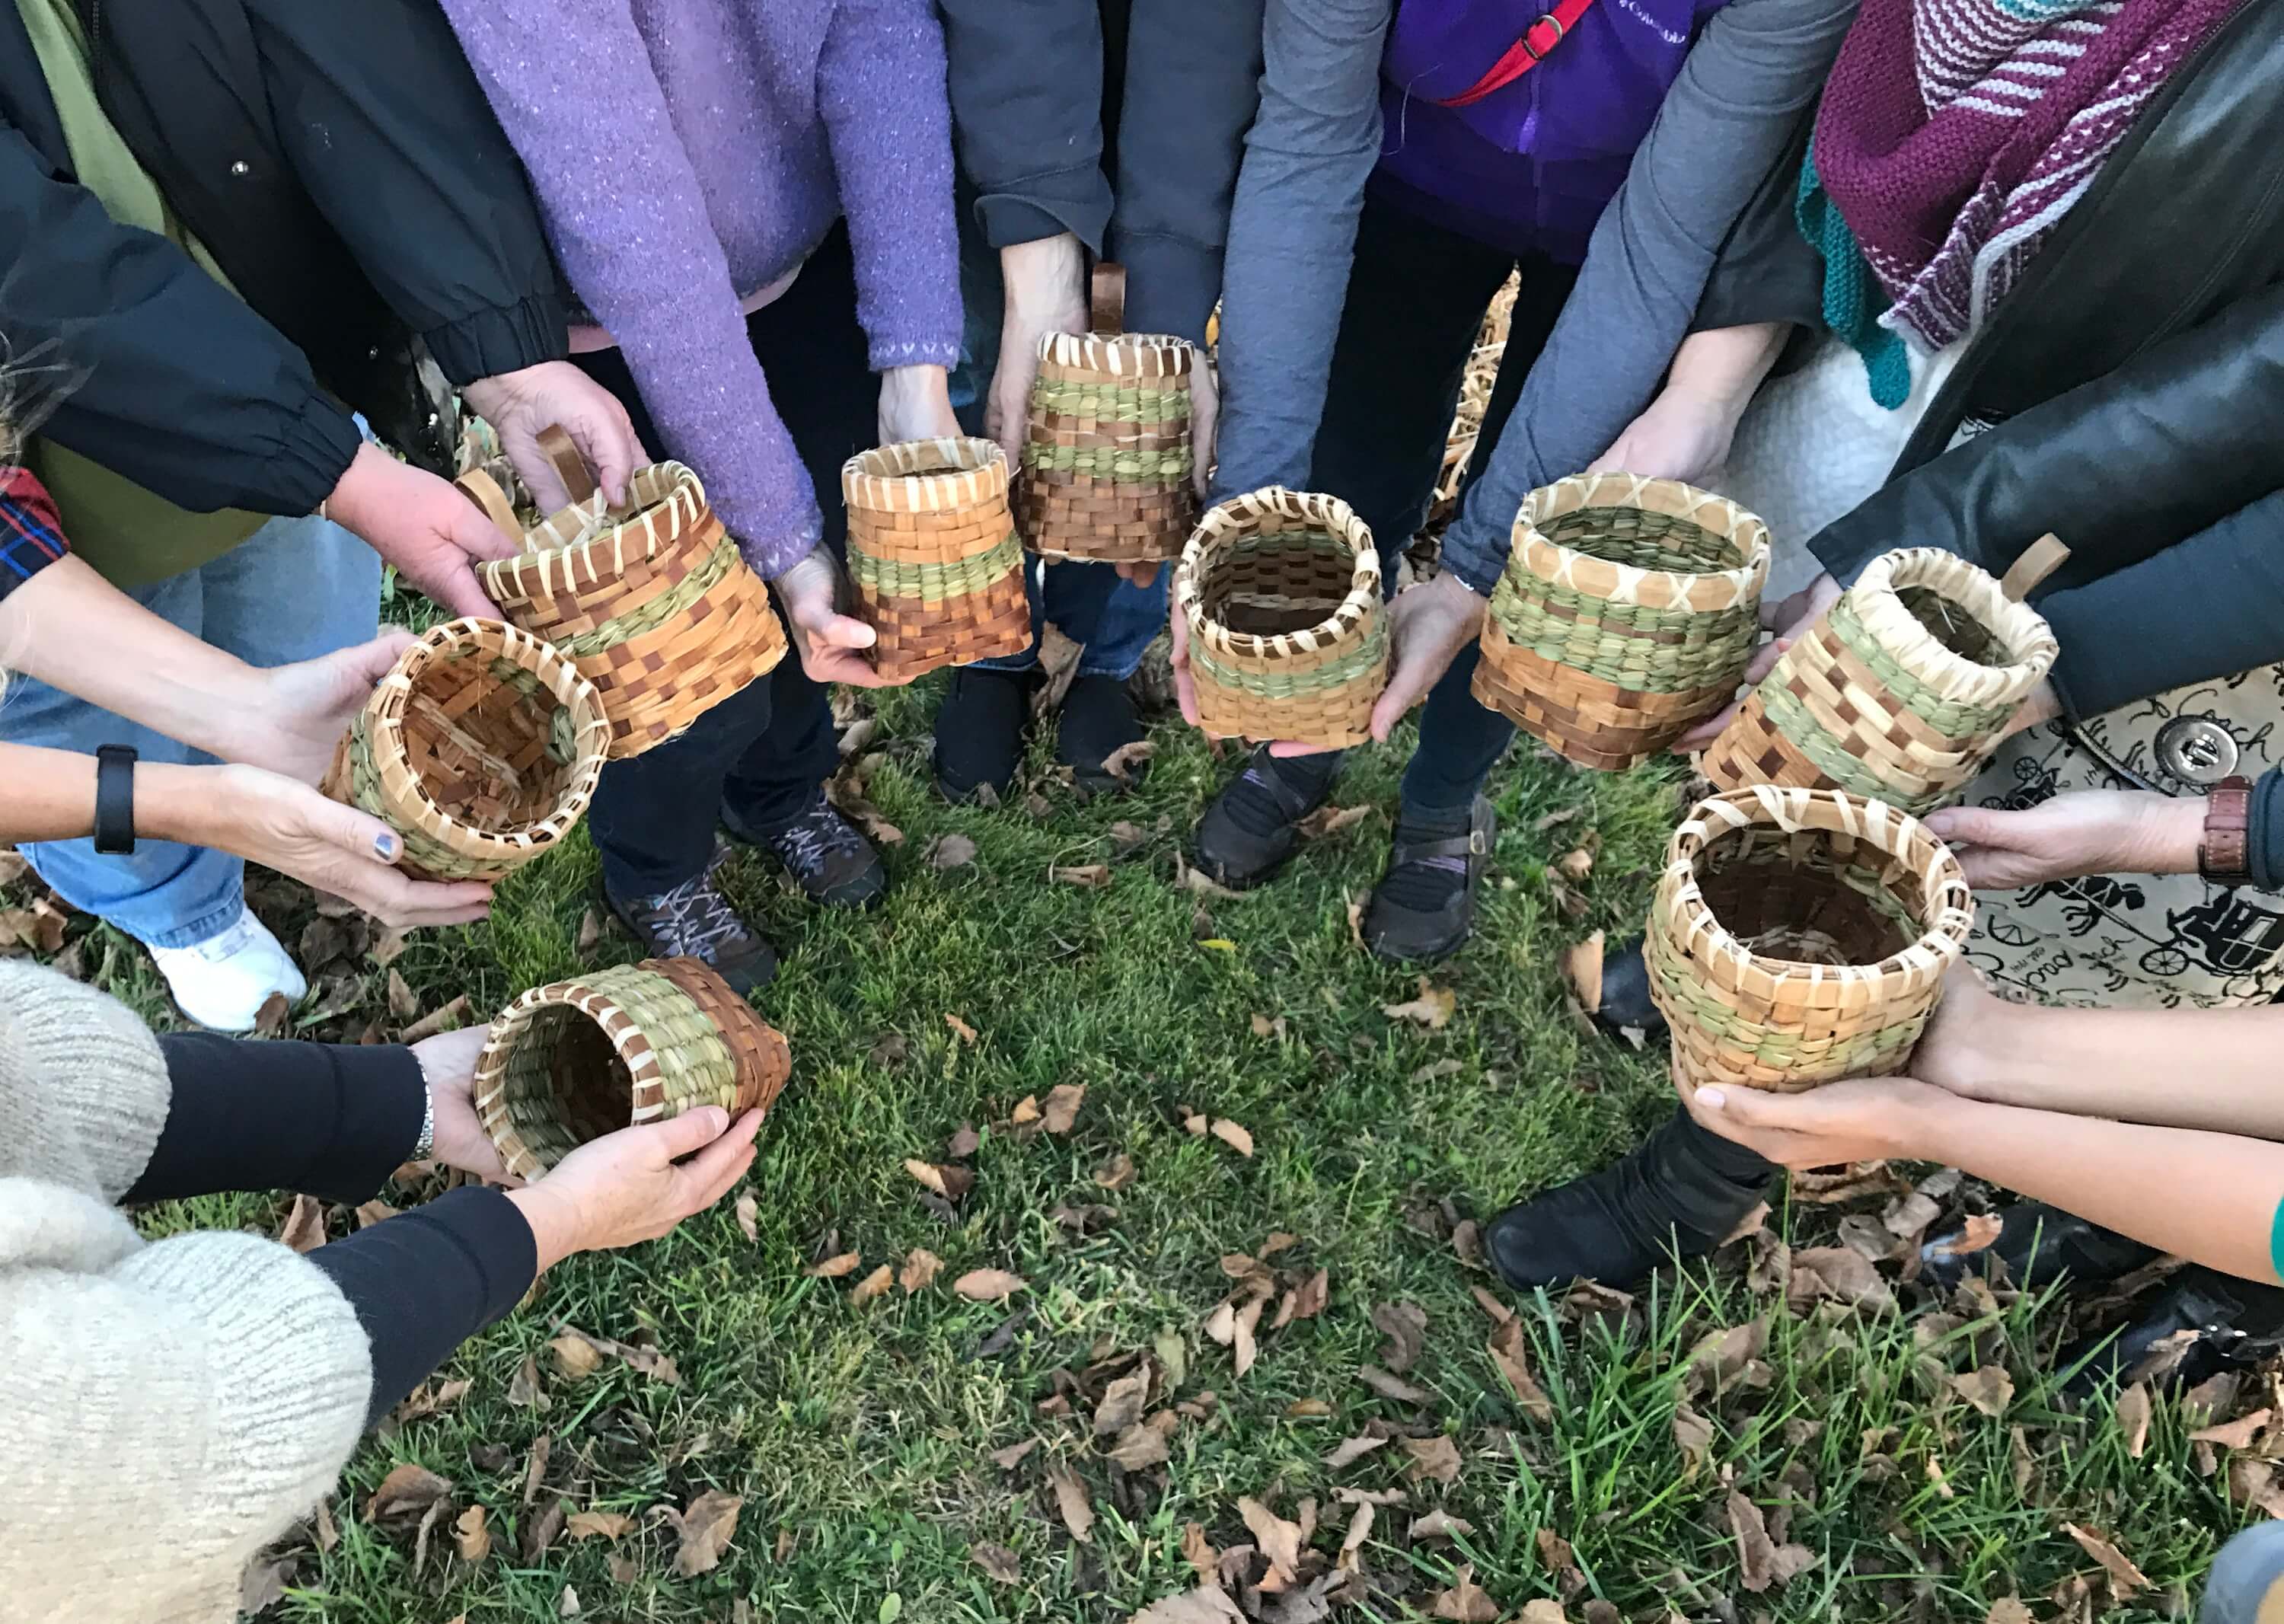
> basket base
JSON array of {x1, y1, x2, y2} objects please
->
[
  {"x1": 1472, "y1": 627, "x2": 1737, "y2": 771},
  {"x1": 1022, "y1": 480, "x2": 1195, "y2": 566},
  {"x1": 859, "y1": 570, "x2": 1035, "y2": 682}
]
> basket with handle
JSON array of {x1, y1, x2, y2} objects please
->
[
  {"x1": 1173, "y1": 487, "x2": 1387, "y2": 748},
  {"x1": 1019, "y1": 262, "x2": 1198, "y2": 566},
  {"x1": 1472, "y1": 473, "x2": 1771, "y2": 770},
  {"x1": 1646, "y1": 786, "x2": 1973, "y2": 1093},
  {"x1": 472, "y1": 956, "x2": 792, "y2": 1180},
  {"x1": 842, "y1": 436, "x2": 1032, "y2": 681},
  {"x1": 321, "y1": 616, "x2": 610, "y2": 882},
  {"x1": 458, "y1": 429, "x2": 786, "y2": 761},
  {"x1": 1699, "y1": 540, "x2": 2065, "y2": 815}
]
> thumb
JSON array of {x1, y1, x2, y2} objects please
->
[
  {"x1": 1369, "y1": 651, "x2": 1434, "y2": 744},
  {"x1": 821, "y1": 612, "x2": 877, "y2": 651},
  {"x1": 425, "y1": 557, "x2": 501, "y2": 621},
  {"x1": 1742, "y1": 634, "x2": 1792, "y2": 686},
  {"x1": 1689, "y1": 1083, "x2": 1777, "y2": 1128},
  {"x1": 445, "y1": 498, "x2": 522, "y2": 565},
  {"x1": 643, "y1": 1105, "x2": 732, "y2": 1162},
  {"x1": 569, "y1": 411, "x2": 641, "y2": 509},
  {"x1": 333, "y1": 629, "x2": 417, "y2": 690},
  {"x1": 1921, "y1": 805, "x2": 2008, "y2": 847}
]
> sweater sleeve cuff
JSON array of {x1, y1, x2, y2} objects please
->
[
  {"x1": 974, "y1": 177, "x2": 1112, "y2": 256},
  {"x1": 420, "y1": 292, "x2": 571, "y2": 387},
  {"x1": 1115, "y1": 232, "x2": 1222, "y2": 346},
  {"x1": 1438, "y1": 515, "x2": 1507, "y2": 599}
]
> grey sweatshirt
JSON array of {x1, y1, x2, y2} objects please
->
[{"x1": 1211, "y1": 0, "x2": 1861, "y2": 595}]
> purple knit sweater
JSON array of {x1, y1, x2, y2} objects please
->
[{"x1": 439, "y1": 0, "x2": 964, "y2": 576}]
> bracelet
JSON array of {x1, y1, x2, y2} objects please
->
[
  {"x1": 412, "y1": 1074, "x2": 436, "y2": 1162},
  {"x1": 92, "y1": 745, "x2": 138, "y2": 855},
  {"x1": 2199, "y1": 774, "x2": 2255, "y2": 886}
]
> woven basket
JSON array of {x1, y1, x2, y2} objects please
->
[
  {"x1": 472, "y1": 956, "x2": 791, "y2": 1180},
  {"x1": 464, "y1": 458, "x2": 786, "y2": 761},
  {"x1": 1699, "y1": 544, "x2": 2062, "y2": 815},
  {"x1": 1472, "y1": 473, "x2": 1771, "y2": 771},
  {"x1": 1646, "y1": 786, "x2": 1973, "y2": 1093},
  {"x1": 1173, "y1": 487, "x2": 1386, "y2": 748},
  {"x1": 1019, "y1": 263, "x2": 1198, "y2": 564},
  {"x1": 321, "y1": 617, "x2": 610, "y2": 882},
  {"x1": 842, "y1": 436, "x2": 1032, "y2": 681}
]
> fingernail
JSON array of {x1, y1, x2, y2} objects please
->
[
  {"x1": 1695, "y1": 1087, "x2": 1727, "y2": 1109},
  {"x1": 374, "y1": 831, "x2": 400, "y2": 860}
]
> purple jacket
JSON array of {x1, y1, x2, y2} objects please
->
[
  {"x1": 1376, "y1": 0, "x2": 1729, "y2": 262},
  {"x1": 439, "y1": 0, "x2": 962, "y2": 577}
]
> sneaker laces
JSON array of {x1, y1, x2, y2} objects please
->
[
  {"x1": 634, "y1": 868, "x2": 748, "y2": 959},
  {"x1": 762, "y1": 792, "x2": 863, "y2": 882}
]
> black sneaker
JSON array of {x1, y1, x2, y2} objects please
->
[
  {"x1": 933, "y1": 667, "x2": 1033, "y2": 802},
  {"x1": 1058, "y1": 674, "x2": 1144, "y2": 794},
  {"x1": 1484, "y1": 1110, "x2": 1773, "y2": 1291},
  {"x1": 1591, "y1": 935, "x2": 1668, "y2": 1040},
  {"x1": 1919, "y1": 1201, "x2": 2159, "y2": 1295},
  {"x1": 2058, "y1": 1267, "x2": 2284, "y2": 1397},
  {"x1": 608, "y1": 855, "x2": 778, "y2": 995},
  {"x1": 723, "y1": 789, "x2": 887, "y2": 908},
  {"x1": 1191, "y1": 746, "x2": 1342, "y2": 889},
  {"x1": 1364, "y1": 797, "x2": 1494, "y2": 962}
]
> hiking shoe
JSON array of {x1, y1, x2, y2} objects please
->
[
  {"x1": 1484, "y1": 1110, "x2": 1773, "y2": 1291},
  {"x1": 1363, "y1": 797, "x2": 1494, "y2": 962},
  {"x1": 1918, "y1": 1201, "x2": 2159, "y2": 1294},
  {"x1": 933, "y1": 667, "x2": 1033, "y2": 802},
  {"x1": 723, "y1": 788, "x2": 887, "y2": 908},
  {"x1": 1058, "y1": 674, "x2": 1145, "y2": 794},
  {"x1": 608, "y1": 855, "x2": 778, "y2": 994},
  {"x1": 2057, "y1": 1266, "x2": 2284, "y2": 1397},
  {"x1": 149, "y1": 910, "x2": 308, "y2": 1032},
  {"x1": 1191, "y1": 746, "x2": 1342, "y2": 889}
]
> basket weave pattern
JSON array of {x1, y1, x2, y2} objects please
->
[
  {"x1": 1646, "y1": 787, "x2": 1973, "y2": 1093},
  {"x1": 475, "y1": 462, "x2": 786, "y2": 760},
  {"x1": 473, "y1": 956, "x2": 792, "y2": 1180},
  {"x1": 321, "y1": 617, "x2": 609, "y2": 882},
  {"x1": 1174, "y1": 488, "x2": 1387, "y2": 748},
  {"x1": 843, "y1": 437, "x2": 1032, "y2": 681},
  {"x1": 1472, "y1": 473, "x2": 1770, "y2": 770},
  {"x1": 1699, "y1": 547, "x2": 2059, "y2": 815},
  {"x1": 1019, "y1": 331, "x2": 1198, "y2": 564}
]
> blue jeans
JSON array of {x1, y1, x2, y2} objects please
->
[
  {"x1": 1, "y1": 515, "x2": 382, "y2": 947},
  {"x1": 2203, "y1": 1523, "x2": 2284, "y2": 1624},
  {"x1": 949, "y1": 198, "x2": 1168, "y2": 684}
]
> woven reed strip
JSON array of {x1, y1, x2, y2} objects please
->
[
  {"x1": 1473, "y1": 473, "x2": 1769, "y2": 770},
  {"x1": 1174, "y1": 487, "x2": 1386, "y2": 748},
  {"x1": 477, "y1": 462, "x2": 786, "y2": 759},
  {"x1": 1020, "y1": 332, "x2": 1198, "y2": 566},
  {"x1": 1699, "y1": 548, "x2": 2058, "y2": 815},
  {"x1": 1644, "y1": 786, "x2": 1973, "y2": 1093},
  {"x1": 321, "y1": 617, "x2": 609, "y2": 882},
  {"x1": 843, "y1": 437, "x2": 1032, "y2": 680},
  {"x1": 471, "y1": 956, "x2": 791, "y2": 1180}
]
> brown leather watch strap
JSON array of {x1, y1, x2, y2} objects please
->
[{"x1": 2199, "y1": 774, "x2": 2256, "y2": 885}]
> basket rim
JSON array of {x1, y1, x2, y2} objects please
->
[
  {"x1": 1657, "y1": 786, "x2": 1973, "y2": 991},
  {"x1": 1172, "y1": 486, "x2": 1382, "y2": 660},
  {"x1": 480, "y1": 461, "x2": 713, "y2": 601},
  {"x1": 1510, "y1": 472, "x2": 1770, "y2": 612},
  {"x1": 365, "y1": 617, "x2": 610, "y2": 857},
  {"x1": 1035, "y1": 330, "x2": 1195, "y2": 375},
  {"x1": 1847, "y1": 547, "x2": 2060, "y2": 705},
  {"x1": 841, "y1": 436, "x2": 1008, "y2": 512}
]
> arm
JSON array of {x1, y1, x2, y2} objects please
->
[{"x1": 937, "y1": 0, "x2": 1111, "y2": 257}]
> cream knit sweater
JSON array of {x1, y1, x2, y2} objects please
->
[{"x1": 0, "y1": 962, "x2": 372, "y2": 1624}]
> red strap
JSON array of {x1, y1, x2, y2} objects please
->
[{"x1": 1433, "y1": 0, "x2": 1600, "y2": 107}]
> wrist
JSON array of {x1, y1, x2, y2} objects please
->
[
  {"x1": 321, "y1": 442, "x2": 390, "y2": 538},
  {"x1": 2129, "y1": 795, "x2": 2209, "y2": 876},
  {"x1": 506, "y1": 1185, "x2": 582, "y2": 1274},
  {"x1": 1887, "y1": 1086, "x2": 1981, "y2": 1164},
  {"x1": 1664, "y1": 324, "x2": 1786, "y2": 415},
  {"x1": 1001, "y1": 234, "x2": 1087, "y2": 327},
  {"x1": 136, "y1": 761, "x2": 238, "y2": 848}
]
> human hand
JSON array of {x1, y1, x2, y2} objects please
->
[
  {"x1": 775, "y1": 548, "x2": 894, "y2": 688},
  {"x1": 1188, "y1": 353, "x2": 1220, "y2": 501},
  {"x1": 1680, "y1": 1073, "x2": 1953, "y2": 1169},
  {"x1": 1356, "y1": 572, "x2": 1486, "y2": 751},
  {"x1": 217, "y1": 631, "x2": 416, "y2": 784},
  {"x1": 506, "y1": 1105, "x2": 764, "y2": 1271},
  {"x1": 1922, "y1": 790, "x2": 2205, "y2": 889},
  {"x1": 879, "y1": 364, "x2": 963, "y2": 446},
  {"x1": 1669, "y1": 570, "x2": 1842, "y2": 752},
  {"x1": 324, "y1": 442, "x2": 516, "y2": 618},
  {"x1": 461, "y1": 362, "x2": 645, "y2": 511},
  {"x1": 2002, "y1": 678, "x2": 2063, "y2": 739},
  {"x1": 1587, "y1": 384, "x2": 1746, "y2": 487},
  {"x1": 984, "y1": 234, "x2": 1089, "y2": 469},
  {"x1": 410, "y1": 1024, "x2": 515, "y2": 1183}
]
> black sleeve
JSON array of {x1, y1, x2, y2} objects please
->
[
  {"x1": 308, "y1": 1186, "x2": 537, "y2": 1426},
  {"x1": 2254, "y1": 769, "x2": 2284, "y2": 895},
  {"x1": 128, "y1": 1035, "x2": 426, "y2": 1205},
  {"x1": 937, "y1": 0, "x2": 1113, "y2": 253},
  {"x1": 0, "y1": 120, "x2": 362, "y2": 516}
]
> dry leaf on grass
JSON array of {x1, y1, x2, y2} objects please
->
[
  {"x1": 1985, "y1": 1600, "x2": 2036, "y2": 1624},
  {"x1": 1562, "y1": 930, "x2": 1605, "y2": 1016},
  {"x1": 1298, "y1": 803, "x2": 1373, "y2": 840},
  {"x1": 549, "y1": 1333, "x2": 605, "y2": 1382},
  {"x1": 989, "y1": 1438, "x2": 1041, "y2": 1471},
  {"x1": 1324, "y1": 1435, "x2": 1388, "y2": 1470},
  {"x1": 1429, "y1": 1564, "x2": 1499, "y2": 1621},
  {"x1": 566, "y1": 1510, "x2": 634, "y2": 1541},
  {"x1": 1250, "y1": 1012, "x2": 1287, "y2": 1039},
  {"x1": 1095, "y1": 1367, "x2": 1152, "y2": 1436},
  {"x1": 1489, "y1": 1317, "x2": 1555, "y2": 1422},
  {"x1": 1239, "y1": 1496, "x2": 1306, "y2": 1584},
  {"x1": 944, "y1": 1013, "x2": 979, "y2": 1045},
  {"x1": 1357, "y1": 1364, "x2": 1430, "y2": 1404},
  {"x1": 850, "y1": 1265, "x2": 894, "y2": 1306},
  {"x1": 734, "y1": 1190, "x2": 758, "y2": 1243},
  {"x1": 1288, "y1": 1268, "x2": 1330, "y2": 1322},
  {"x1": 2062, "y1": 1524, "x2": 2149, "y2": 1597},
  {"x1": 241, "y1": 1560, "x2": 292, "y2": 1616},
  {"x1": 1131, "y1": 1588, "x2": 1246, "y2": 1623},
  {"x1": 1051, "y1": 863, "x2": 1112, "y2": 888},
  {"x1": 1408, "y1": 1509, "x2": 1475, "y2": 1540},
  {"x1": 386, "y1": 968, "x2": 420, "y2": 1023},
  {"x1": 279, "y1": 1193, "x2": 328, "y2": 1254},
  {"x1": 400, "y1": 994, "x2": 471, "y2": 1043},
  {"x1": 1182, "y1": 1520, "x2": 1220, "y2": 1583},
  {"x1": 1383, "y1": 977, "x2": 1456, "y2": 1029},
  {"x1": 365, "y1": 1464, "x2": 452, "y2": 1523},
  {"x1": 670, "y1": 1489, "x2": 742, "y2": 1578},
  {"x1": 1048, "y1": 1463, "x2": 1095, "y2": 1543},
  {"x1": 2114, "y1": 1383, "x2": 2152, "y2": 1459},
  {"x1": 904, "y1": 1159, "x2": 975, "y2": 1200},
  {"x1": 1210, "y1": 1118, "x2": 1255, "y2": 1157},
  {"x1": 955, "y1": 1268, "x2": 1028, "y2": 1302},
  {"x1": 1101, "y1": 739, "x2": 1156, "y2": 782},
  {"x1": 971, "y1": 1543, "x2": 1022, "y2": 1584},
  {"x1": 2191, "y1": 1408, "x2": 2273, "y2": 1450},
  {"x1": 1110, "y1": 1420, "x2": 1175, "y2": 1470},
  {"x1": 805, "y1": 1251, "x2": 862, "y2": 1279},
  {"x1": 523, "y1": 1496, "x2": 565, "y2": 1560},
  {"x1": 1372, "y1": 1300, "x2": 1428, "y2": 1371},
  {"x1": 1232, "y1": 1294, "x2": 1265, "y2": 1378},
  {"x1": 1042, "y1": 1083, "x2": 1086, "y2": 1134},
  {"x1": 1095, "y1": 1152, "x2": 1137, "y2": 1188},
  {"x1": 1405, "y1": 1434, "x2": 1462, "y2": 1484},
  {"x1": 928, "y1": 833, "x2": 978, "y2": 871},
  {"x1": 1950, "y1": 1366, "x2": 2015, "y2": 1418},
  {"x1": 1012, "y1": 1095, "x2": 1042, "y2": 1125},
  {"x1": 1785, "y1": 1246, "x2": 1896, "y2": 1313},
  {"x1": 1673, "y1": 1401, "x2": 1715, "y2": 1474},
  {"x1": 557, "y1": 1584, "x2": 580, "y2": 1617},
  {"x1": 1728, "y1": 1492, "x2": 1818, "y2": 1593},
  {"x1": 1520, "y1": 1604, "x2": 1571, "y2": 1624},
  {"x1": 1930, "y1": 1212, "x2": 2005, "y2": 1258},
  {"x1": 453, "y1": 1504, "x2": 490, "y2": 1563}
]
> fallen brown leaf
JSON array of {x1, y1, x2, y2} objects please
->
[
  {"x1": 2062, "y1": 1523, "x2": 2149, "y2": 1597},
  {"x1": 1985, "y1": 1600, "x2": 2035, "y2": 1624},
  {"x1": 1383, "y1": 977, "x2": 1456, "y2": 1029},
  {"x1": 1324, "y1": 1435, "x2": 1388, "y2": 1469},
  {"x1": 929, "y1": 833, "x2": 978, "y2": 870},
  {"x1": 1408, "y1": 1509, "x2": 1475, "y2": 1540},
  {"x1": 1232, "y1": 1294, "x2": 1265, "y2": 1378},
  {"x1": 670, "y1": 1488, "x2": 742, "y2": 1578},
  {"x1": 1100, "y1": 739, "x2": 1156, "y2": 782},
  {"x1": 1356, "y1": 1364, "x2": 1430, "y2": 1404},
  {"x1": 1094, "y1": 1151, "x2": 1137, "y2": 1188},
  {"x1": 1249, "y1": 1012, "x2": 1288, "y2": 1040},
  {"x1": 386, "y1": 968, "x2": 420, "y2": 1023},
  {"x1": 1051, "y1": 863, "x2": 1112, "y2": 888},
  {"x1": 566, "y1": 1510, "x2": 634, "y2": 1542},
  {"x1": 2114, "y1": 1383, "x2": 2152, "y2": 1459},
  {"x1": 1429, "y1": 1563, "x2": 1499, "y2": 1621},
  {"x1": 393, "y1": 1379, "x2": 472, "y2": 1425},
  {"x1": 734, "y1": 1189, "x2": 758, "y2": 1243},
  {"x1": 971, "y1": 1543, "x2": 1022, "y2": 1584},
  {"x1": 1210, "y1": 1118, "x2": 1255, "y2": 1157},
  {"x1": 1048, "y1": 1463, "x2": 1095, "y2": 1543},
  {"x1": 954, "y1": 1268, "x2": 1027, "y2": 1302},
  {"x1": 805, "y1": 1251, "x2": 863, "y2": 1279},
  {"x1": 1096, "y1": 1367, "x2": 1152, "y2": 1436},
  {"x1": 1182, "y1": 1520, "x2": 1219, "y2": 1583},
  {"x1": 1562, "y1": 930, "x2": 1606, "y2": 1016},
  {"x1": 989, "y1": 1437, "x2": 1040, "y2": 1470},
  {"x1": 241, "y1": 1559, "x2": 292, "y2": 1616},
  {"x1": 1239, "y1": 1495, "x2": 1305, "y2": 1584},
  {"x1": 1520, "y1": 1605, "x2": 1571, "y2": 1624},
  {"x1": 1110, "y1": 1421, "x2": 1174, "y2": 1470},
  {"x1": 1289, "y1": 1267, "x2": 1330, "y2": 1322},
  {"x1": 2190, "y1": 1408, "x2": 2273, "y2": 1450},
  {"x1": 1489, "y1": 1317, "x2": 1554, "y2": 1423},
  {"x1": 1786, "y1": 1246, "x2": 1896, "y2": 1313},
  {"x1": 1131, "y1": 1588, "x2": 1245, "y2": 1623},
  {"x1": 1298, "y1": 803, "x2": 1373, "y2": 840},
  {"x1": 897, "y1": 1248, "x2": 943, "y2": 1293},
  {"x1": 944, "y1": 1012, "x2": 979, "y2": 1045},
  {"x1": 1950, "y1": 1365, "x2": 2015, "y2": 1418},
  {"x1": 1372, "y1": 1300, "x2": 1428, "y2": 1371},
  {"x1": 365, "y1": 1464, "x2": 452, "y2": 1523},
  {"x1": 850, "y1": 1265, "x2": 894, "y2": 1306},
  {"x1": 548, "y1": 1333, "x2": 605, "y2": 1382},
  {"x1": 1042, "y1": 1082, "x2": 1086, "y2": 1134},
  {"x1": 904, "y1": 1159, "x2": 975, "y2": 1200},
  {"x1": 1930, "y1": 1212, "x2": 2005, "y2": 1258},
  {"x1": 1673, "y1": 1401, "x2": 1715, "y2": 1475},
  {"x1": 279, "y1": 1193, "x2": 328, "y2": 1254},
  {"x1": 1405, "y1": 1434, "x2": 1462, "y2": 1484},
  {"x1": 454, "y1": 1504, "x2": 490, "y2": 1563}
]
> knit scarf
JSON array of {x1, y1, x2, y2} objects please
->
[{"x1": 1803, "y1": 0, "x2": 2243, "y2": 403}]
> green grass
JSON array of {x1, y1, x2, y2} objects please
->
[{"x1": 30, "y1": 678, "x2": 2259, "y2": 1622}]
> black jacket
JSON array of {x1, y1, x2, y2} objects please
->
[
  {"x1": 0, "y1": 0, "x2": 567, "y2": 515},
  {"x1": 1696, "y1": 0, "x2": 2284, "y2": 720}
]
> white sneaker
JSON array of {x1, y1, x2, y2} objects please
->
[{"x1": 148, "y1": 911, "x2": 309, "y2": 1032}]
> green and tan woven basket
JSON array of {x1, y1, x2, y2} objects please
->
[
  {"x1": 474, "y1": 956, "x2": 792, "y2": 1181},
  {"x1": 465, "y1": 455, "x2": 786, "y2": 761},
  {"x1": 321, "y1": 617, "x2": 609, "y2": 882},
  {"x1": 1174, "y1": 487, "x2": 1387, "y2": 748},
  {"x1": 1699, "y1": 544, "x2": 2062, "y2": 815},
  {"x1": 1472, "y1": 473, "x2": 1770, "y2": 770},
  {"x1": 1646, "y1": 786, "x2": 1973, "y2": 1094},
  {"x1": 843, "y1": 437, "x2": 1032, "y2": 681}
]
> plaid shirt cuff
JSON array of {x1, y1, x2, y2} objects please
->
[{"x1": 0, "y1": 464, "x2": 68, "y2": 601}]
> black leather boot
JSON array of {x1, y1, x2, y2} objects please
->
[
  {"x1": 1485, "y1": 1107, "x2": 1775, "y2": 1291},
  {"x1": 1918, "y1": 1201, "x2": 2160, "y2": 1294},
  {"x1": 1591, "y1": 934, "x2": 1667, "y2": 1039},
  {"x1": 2058, "y1": 1266, "x2": 2284, "y2": 1397}
]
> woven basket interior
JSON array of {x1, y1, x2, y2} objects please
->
[
  {"x1": 500, "y1": 1003, "x2": 631, "y2": 1163},
  {"x1": 1893, "y1": 583, "x2": 2008, "y2": 668},
  {"x1": 1692, "y1": 823, "x2": 1932, "y2": 968},
  {"x1": 1195, "y1": 529, "x2": 1359, "y2": 642},
  {"x1": 401, "y1": 650, "x2": 581, "y2": 834},
  {"x1": 1539, "y1": 505, "x2": 1749, "y2": 575}
]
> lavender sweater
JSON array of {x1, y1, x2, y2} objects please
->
[{"x1": 439, "y1": 0, "x2": 964, "y2": 577}]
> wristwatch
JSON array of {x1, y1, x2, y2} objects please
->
[
  {"x1": 2197, "y1": 774, "x2": 2255, "y2": 885},
  {"x1": 92, "y1": 745, "x2": 139, "y2": 855}
]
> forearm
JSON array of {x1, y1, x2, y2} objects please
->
[
  {"x1": 1957, "y1": 997, "x2": 2284, "y2": 1139},
  {"x1": 1002, "y1": 234, "x2": 1087, "y2": 330},
  {"x1": 1913, "y1": 1096, "x2": 2284, "y2": 1286},
  {"x1": 936, "y1": 0, "x2": 1110, "y2": 251}
]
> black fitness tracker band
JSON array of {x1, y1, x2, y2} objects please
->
[{"x1": 92, "y1": 744, "x2": 139, "y2": 855}]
